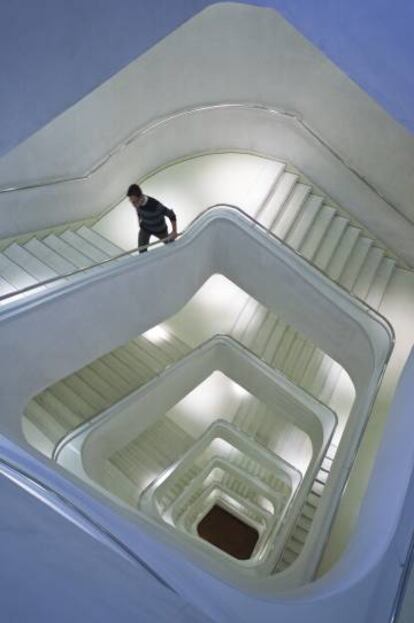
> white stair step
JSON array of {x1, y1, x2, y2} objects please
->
[
  {"x1": 290, "y1": 341, "x2": 316, "y2": 384},
  {"x1": 236, "y1": 301, "x2": 264, "y2": 346},
  {"x1": 89, "y1": 360, "x2": 132, "y2": 394},
  {"x1": 25, "y1": 400, "x2": 67, "y2": 443},
  {"x1": 258, "y1": 172, "x2": 298, "y2": 229},
  {"x1": 315, "y1": 468, "x2": 329, "y2": 485},
  {"x1": 0, "y1": 275, "x2": 16, "y2": 297},
  {"x1": 113, "y1": 442, "x2": 163, "y2": 479},
  {"x1": 113, "y1": 420, "x2": 193, "y2": 482},
  {"x1": 272, "y1": 183, "x2": 311, "y2": 240},
  {"x1": 231, "y1": 296, "x2": 258, "y2": 340},
  {"x1": 151, "y1": 334, "x2": 189, "y2": 362},
  {"x1": 318, "y1": 361, "x2": 343, "y2": 405},
  {"x1": 60, "y1": 230, "x2": 110, "y2": 263},
  {"x1": 4, "y1": 243, "x2": 58, "y2": 282},
  {"x1": 261, "y1": 321, "x2": 288, "y2": 365},
  {"x1": 307, "y1": 492, "x2": 321, "y2": 509},
  {"x1": 63, "y1": 375, "x2": 109, "y2": 412},
  {"x1": 49, "y1": 383, "x2": 96, "y2": 421},
  {"x1": 34, "y1": 391, "x2": 82, "y2": 433},
  {"x1": 165, "y1": 332, "x2": 192, "y2": 357},
  {"x1": 241, "y1": 403, "x2": 265, "y2": 438},
  {"x1": 326, "y1": 226, "x2": 361, "y2": 281},
  {"x1": 326, "y1": 444, "x2": 338, "y2": 462},
  {"x1": 77, "y1": 367, "x2": 122, "y2": 404},
  {"x1": 282, "y1": 335, "x2": 308, "y2": 379},
  {"x1": 352, "y1": 247, "x2": 385, "y2": 300},
  {"x1": 135, "y1": 337, "x2": 174, "y2": 367},
  {"x1": 365, "y1": 257, "x2": 396, "y2": 309},
  {"x1": 309, "y1": 355, "x2": 334, "y2": 399},
  {"x1": 24, "y1": 238, "x2": 77, "y2": 275},
  {"x1": 129, "y1": 338, "x2": 167, "y2": 372},
  {"x1": 281, "y1": 548, "x2": 298, "y2": 566},
  {"x1": 312, "y1": 480, "x2": 325, "y2": 498},
  {"x1": 290, "y1": 524, "x2": 308, "y2": 545},
  {"x1": 245, "y1": 160, "x2": 286, "y2": 218},
  {"x1": 302, "y1": 502, "x2": 317, "y2": 521},
  {"x1": 0, "y1": 252, "x2": 39, "y2": 290},
  {"x1": 313, "y1": 215, "x2": 348, "y2": 271},
  {"x1": 301, "y1": 349, "x2": 325, "y2": 393},
  {"x1": 250, "y1": 310, "x2": 277, "y2": 355},
  {"x1": 296, "y1": 515, "x2": 312, "y2": 533},
  {"x1": 111, "y1": 346, "x2": 154, "y2": 382},
  {"x1": 299, "y1": 205, "x2": 336, "y2": 260},
  {"x1": 338, "y1": 236, "x2": 373, "y2": 291},
  {"x1": 100, "y1": 352, "x2": 142, "y2": 386},
  {"x1": 321, "y1": 457, "x2": 333, "y2": 472},
  {"x1": 276, "y1": 559, "x2": 290, "y2": 572},
  {"x1": 233, "y1": 397, "x2": 255, "y2": 429},
  {"x1": 43, "y1": 234, "x2": 94, "y2": 269},
  {"x1": 122, "y1": 342, "x2": 160, "y2": 374},
  {"x1": 79, "y1": 226, "x2": 124, "y2": 256},
  {"x1": 271, "y1": 326, "x2": 297, "y2": 369},
  {"x1": 286, "y1": 194, "x2": 324, "y2": 250},
  {"x1": 287, "y1": 536, "x2": 304, "y2": 556}
]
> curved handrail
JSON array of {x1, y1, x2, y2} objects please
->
[
  {"x1": 0, "y1": 456, "x2": 176, "y2": 593},
  {"x1": 51, "y1": 333, "x2": 337, "y2": 463},
  {"x1": 0, "y1": 102, "x2": 412, "y2": 229},
  {"x1": 0, "y1": 202, "x2": 397, "y2": 349},
  {"x1": 0, "y1": 233, "x2": 175, "y2": 304},
  {"x1": 9, "y1": 204, "x2": 392, "y2": 585}
]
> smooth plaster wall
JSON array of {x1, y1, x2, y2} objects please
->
[
  {"x1": 1, "y1": 1, "x2": 414, "y2": 157},
  {"x1": 1, "y1": 4, "x2": 413, "y2": 265}
]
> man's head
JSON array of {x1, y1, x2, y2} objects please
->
[{"x1": 127, "y1": 184, "x2": 144, "y2": 208}]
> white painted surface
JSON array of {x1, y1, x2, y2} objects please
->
[
  {"x1": 0, "y1": 5, "x2": 413, "y2": 263},
  {"x1": 0, "y1": 209, "x2": 395, "y2": 622}
]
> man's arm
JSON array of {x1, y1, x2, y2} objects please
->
[{"x1": 163, "y1": 206, "x2": 177, "y2": 240}]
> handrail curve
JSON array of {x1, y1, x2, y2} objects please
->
[
  {"x1": 10, "y1": 205, "x2": 394, "y2": 587},
  {"x1": 51, "y1": 333, "x2": 337, "y2": 463},
  {"x1": 0, "y1": 202, "x2": 397, "y2": 351},
  {"x1": 0, "y1": 102, "x2": 412, "y2": 230}
]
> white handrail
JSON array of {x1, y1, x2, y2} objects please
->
[
  {"x1": 1, "y1": 102, "x2": 411, "y2": 231},
  {"x1": 0, "y1": 202, "x2": 397, "y2": 349}
]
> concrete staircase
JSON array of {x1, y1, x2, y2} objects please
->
[
  {"x1": 0, "y1": 223, "x2": 125, "y2": 301},
  {"x1": 19, "y1": 157, "x2": 400, "y2": 576}
]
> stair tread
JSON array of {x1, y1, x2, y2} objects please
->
[
  {"x1": 326, "y1": 226, "x2": 361, "y2": 281},
  {"x1": 286, "y1": 194, "x2": 324, "y2": 250},
  {"x1": 299, "y1": 205, "x2": 336, "y2": 260},
  {"x1": 338, "y1": 236, "x2": 373, "y2": 291},
  {"x1": 272, "y1": 183, "x2": 311, "y2": 240},
  {"x1": 24, "y1": 238, "x2": 77, "y2": 275},
  {"x1": 60, "y1": 230, "x2": 110, "y2": 263},
  {"x1": 258, "y1": 172, "x2": 298, "y2": 229},
  {"x1": 43, "y1": 234, "x2": 94, "y2": 269},
  {"x1": 0, "y1": 250, "x2": 38, "y2": 289},
  {"x1": 352, "y1": 246, "x2": 385, "y2": 299},
  {"x1": 313, "y1": 215, "x2": 348, "y2": 271},
  {"x1": 78, "y1": 226, "x2": 124, "y2": 256},
  {"x1": 4, "y1": 243, "x2": 58, "y2": 281},
  {"x1": 365, "y1": 257, "x2": 396, "y2": 309}
]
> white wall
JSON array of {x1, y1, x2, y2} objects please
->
[{"x1": 0, "y1": 4, "x2": 413, "y2": 263}]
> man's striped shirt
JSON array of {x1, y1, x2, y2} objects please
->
[{"x1": 135, "y1": 196, "x2": 176, "y2": 234}]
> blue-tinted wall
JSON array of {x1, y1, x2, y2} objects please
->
[{"x1": 1, "y1": 0, "x2": 413, "y2": 158}]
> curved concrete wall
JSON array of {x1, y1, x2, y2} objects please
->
[
  {"x1": 1, "y1": 5, "x2": 413, "y2": 265},
  {"x1": 2, "y1": 1, "x2": 414, "y2": 156},
  {"x1": 0, "y1": 208, "x2": 405, "y2": 622}
]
